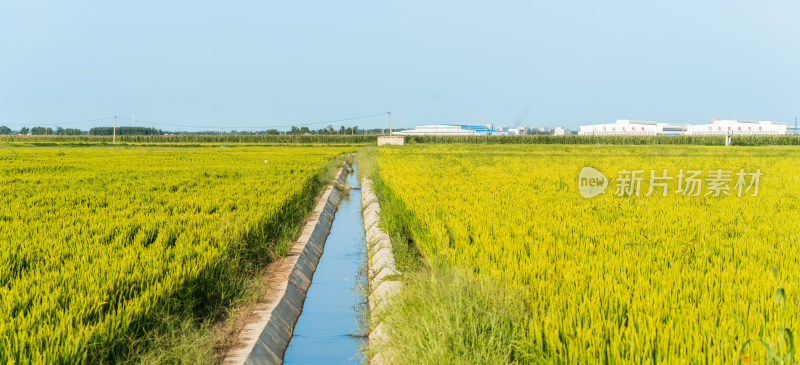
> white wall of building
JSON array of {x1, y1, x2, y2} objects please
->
[
  {"x1": 578, "y1": 120, "x2": 670, "y2": 135},
  {"x1": 687, "y1": 119, "x2": 787, "y2": 135},
  {"x1": 577, "y1": 118, "x2": 791, "y2": 136},
  {"x1": 394, "y1": 125, "x2": 478, "y2": 136},
  {"x1": 393, "y1": 124, "x2": 513, "y2": 136}
]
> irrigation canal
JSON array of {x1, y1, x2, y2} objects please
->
[{"x1": 283, "y1": 167, "x2": 367, "y2": 364}]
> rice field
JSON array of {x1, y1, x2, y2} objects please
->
[
  {"x1": 376, "y1": 144, "x2": 800, "y2": 363},
  {"x1": 0, "y1": 145, "x2": 351, "y2": 363}
]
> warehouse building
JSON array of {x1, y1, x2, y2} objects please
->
[
  {"x1": 578, "y1": 120, "x2": 688, "y2": 136},
  {"x1": 393, "y1": 124, "x2": 512, "y2": 136},
  {"x1": 687, "y1": 118, "x2": 788, "y2": 135},
  {"x1": 579, "y1": 118, "x2": 791, "y2": 136}
]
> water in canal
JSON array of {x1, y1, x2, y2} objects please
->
[{"x1": 283, "y1": 167, "x2": 366, "y2": 364}]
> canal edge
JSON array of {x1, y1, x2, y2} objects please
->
[
  {"x1": 223, "y1": 165, "x2": 349, "y2": 365},
  {"x1": 360, "y1": 177, "x2": 401, "y2": 365}
]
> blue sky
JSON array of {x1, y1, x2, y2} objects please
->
[{"x1": 1, "y1": 1, "x2": 798, "y2": 131}]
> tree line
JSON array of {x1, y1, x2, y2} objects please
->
[
  {"x1": 0, "y1": 124, "x2": 398, "y2": 136},
  {"x1": 89, "y1": 127, "x2": 164, "y2": 135},
  {"x1": 0, "y1": 126, "x2": 83, "y2": 135}
]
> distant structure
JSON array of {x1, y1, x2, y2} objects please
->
[
  {"x1": 393, "y1": 124, "x2": 512, "y2": 136},
  {"x1": 377, "y1": 136, "x2": 406, "y2": 146},
  {"x1": 687, "y1": 118, "x2": 787, "y2": 135},
  {"x1": 509, "y1": 126, "x2": 527, "y2": 135},
  {"x1": 579, "y1": 118, "x2": 794, "y2": 136},
  {"x1": 578, "y1": 120, "x2": 688, "y2": 136}
]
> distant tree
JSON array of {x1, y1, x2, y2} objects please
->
[
  {"x1": 56, "y1": 126, "x2": 65, "y2": 135},
  {"x1": 46, "y1": 127, "x2": 54, "y2": 135},
  {"x1": 19, "y1": 127, "x2": 29, "y2": 135},
  {"x1": 266, "y1": 129, "x2": 279, "y2": 135},
  {"x1": 30, "y1": 126, "x2": 48, "y2": 135},
  {"x1": 89, "y1": 126, "x2": 163, "y2": 135},
  {"x1": 0, "y1": 126, "x2": 11, "y2": 134},
  {"x1": 64, "y1": 128, "x2": 82, "y2": 135}
]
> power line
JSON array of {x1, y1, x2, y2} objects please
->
[{"x1": 2, "y1": 116, "x2": 116, "y2": 127}]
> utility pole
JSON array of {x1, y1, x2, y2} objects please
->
[
  {"x1": 388, "y1": 110, "x2": 392, "y2": 135},
  {"x1": 113, "y1": 115, "x2": 116, "y2": 144}
]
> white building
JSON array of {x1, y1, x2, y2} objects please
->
[
  {"x1": 554, "y1": 127, "x2": 566, "y2": 136},
  {"x1": 579, "y1": 118, "x2": 791, "y2": 136},
  {"x1": 578, "y1": 120, "x2": 688, "y2": 136},
  {"x1": 687, "y1": 118, "x2": 787, "y2": 135},
  {"x1": 509, "y1": 126, "x2": 526, "y2": 135}
]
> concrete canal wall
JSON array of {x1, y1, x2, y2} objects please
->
[
  {"x1": 224, "y1": 167, "x2": 347, "y2": 365},
  {"x1": 360, "y1": 178, "x2": 401, "y2": 365}
]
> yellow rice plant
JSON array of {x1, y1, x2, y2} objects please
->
[
  {"x1": 378, "y1": 144, "x2": 800, "y2": 363},
  {"x1": 0, "y1": 145, "x2": 351, "y2": 363}
]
